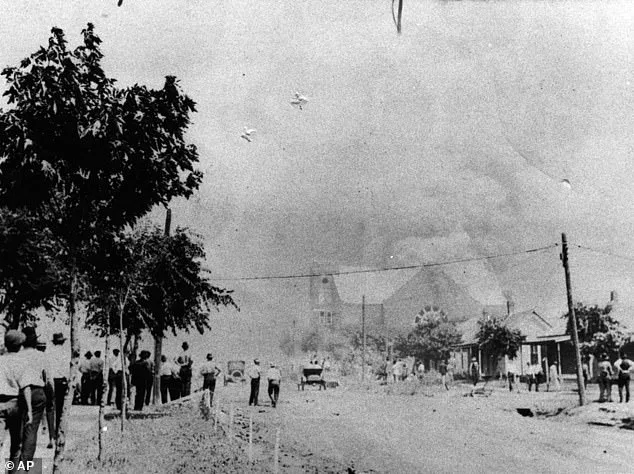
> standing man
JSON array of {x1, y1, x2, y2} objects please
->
[
  {"x1": 159, "y1": 355, "x2": 179, "y2": 404},
  {"x1": 247, "y1": 359, "x2": 262, "y2": 406},
  {"x1": 0, "y1": 330, "x2": 32, "y2": 470},
  {"x1": 597, "y1": 353, "x2": 613, "y2": 403},
  {"x1": 549, "y1": 361, "x2": 561, "y2": 392},
  {"x1": 91, "y1": 350, "x2": 105, "y2": 405},
  {"x1": 144, "y1": 352, "x2": 154, "y2": 407},
  {"x1": 107, "y1": 349, "x2": 122, "y2": 407},
  {"x1": 526, "y1": 362, "x2": 539, "y2": 392},
  {"x1": 131, "y1": 351, "x2": 153, "y2": 411},
  {"x1": 176, "y1": 342, "x2": 193, "y2": 397},
  {"x1": 615, "y1": 351, "x2": 632, "y2": 403},
  {"x1": 438, "y1": 359, "x2": 449, "y2": 390},
  {"x1": 199, "y1": 353, "x2": 222, "y2": 406},
  {"x1": 266, "y1": 362, "x2": 282, "y2": 408},
  {"x1": 469, "y1": 357, "x2": 480, "y2": 387},
  {"x1": 79, "y1": 351, "x2": 93, "y2": 405},
  {"x1": 48, "y1": 333, "x2": 69, "y2": 440},
  {"x1": 20, "y1": 327, "x2": 50, "y2": 463}
]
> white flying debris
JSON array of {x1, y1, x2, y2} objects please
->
[
  {"x1": 560, "y1": 179, "x2": 572, "y2": 190},
  {"x1": 241, "y1": 127, "x2": 256, "y2": 142},
  {"x1": 290, "y1": 92, "x2": 309, "y2": 110}
]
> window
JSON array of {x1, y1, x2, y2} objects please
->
[{"x1": 319, "y1": 311, "x2": 333, "y2": 326}]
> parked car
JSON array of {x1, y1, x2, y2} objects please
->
[{"x1": 224, "y1": 360, "x2": 246, "y2": 386}]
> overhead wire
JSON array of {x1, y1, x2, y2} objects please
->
[
  {"x1": 204, "y1": 243, "x2": 559, "y2": 282},
  {"x1": 574, "y1": 244, "x2": 634, "y2": 264}
]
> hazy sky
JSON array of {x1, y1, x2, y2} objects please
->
[{"x1": 2, "y1": 0, "x2": 634, "y2": 345}]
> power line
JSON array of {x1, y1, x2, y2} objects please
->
[
  {"x1": 204, "y1": 243, "x2": 559, "y2": 282},
  {"x1": 574, "y1": 244, "x2": 634, "y2": 263}
]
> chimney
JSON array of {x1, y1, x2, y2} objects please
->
[{"x1": 610, "y1": 291, "x2": 618, "y2": 303}]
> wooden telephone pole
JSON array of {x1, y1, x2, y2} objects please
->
[
  {"x1": 361, "y1": 295, "x2": 366, "y2": 382},
  {"x1": 561, "y1": 233, "x2": 586, "y2": 406},
  {"x1": 152, "y1": 208, "x2": 171, "y2": 405}
]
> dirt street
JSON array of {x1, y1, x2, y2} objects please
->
[{"x1": 217, "y1": 379, "x2": 634, "y2": 473}]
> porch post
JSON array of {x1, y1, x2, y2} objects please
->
[{"x1": 557, "y1": 342, "x2": 562, "y2": 375}]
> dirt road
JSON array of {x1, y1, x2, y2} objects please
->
[{"x1": 218, "y1": 379, "x2": 634, "y2": 473}]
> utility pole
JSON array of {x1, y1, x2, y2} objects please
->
[
  {"x1": 561, "y1": 233, "x2": 586, "y2": 406},
  {"x1": 361, "y1": 295, "x2": 366, "y2": 382},
  {"x1": 153, "y1": 208, "x2": 171, "y2": 405}
]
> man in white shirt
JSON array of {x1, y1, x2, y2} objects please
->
[
  {"x1": 615, "y1": 351, "x2": 633, "y2": 403},
  {"x1": 266, "y1": 363, "x2": 282, "y2": 408},
  {"x1": 108, "y1": 349, "x2": 124, "y2": 409},
  {"x1": 175, "y1": 342, "x2": 193, "y2": 397},
  {"x1": 199, "y1": 353, "x2": 222, "y2": 406},
  {"x1": 48, "y1": 332, "x2": 70, "y2": 437},
  {"x1": 0, "y1": 330, "x2": 32, "y2": 467},
  {"x1": 247, "y1": 359, "x2": 261, "y2": 406},
  {"x1": 79, "y1": 351, "x2": 93, "y2": 405},
  {"x1": 159, "y1": 354, "x2": 180, "y2": 403},
  {"x1": 90, "y1": 351, "x2": 105, "y2": 406}
]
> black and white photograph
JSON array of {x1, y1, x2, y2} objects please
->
[{"x1": 0, "y1": 0, "x2": 633, "y2": 472}]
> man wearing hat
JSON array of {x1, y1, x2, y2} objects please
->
[
  {"x1": 266, "y1": 362, "x2": 282, "y2": 408},
  {"x1": 20, "y1": 327, "x2": 51, "y2": 461},
  {"x1": 199, "y1": 353, "x2": 222, "y2": 406},
  {"x1": 48, "y1": 332, "x2": 69, "y2": 437},
  {"x1": 0, "y1": 330, "x2": 31, "y2": 468},
  {"x1": 246, "y1": 359, "x2": 262, "y2": 406}
]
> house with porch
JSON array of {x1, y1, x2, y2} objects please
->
[{"x1": 452, "y1": 309, "x2": 575, "y2": 378}]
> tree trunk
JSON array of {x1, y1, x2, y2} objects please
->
[
  {"x1": 98, "y1": 326, "x2": 110, "y2": 461},
  {"x1": 153, "y1": 335, "x2": 163, "y2": 405},
  {"x1": 119, "y1": 301, "x2": 128, "y2": 431},
  {"x1": 52, "y1": 273, "x2": 80, "y2": 474}
]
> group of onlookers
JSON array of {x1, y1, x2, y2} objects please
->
[
  {"x1": 246, "y1": 359, "x2": 282, "y2": 408},
  {"x1": 596, "y1": 351, "x2": 633, "y2": 403},
  {"x1": 0, "y1": 328, "x2": 68, "y2": 470}
]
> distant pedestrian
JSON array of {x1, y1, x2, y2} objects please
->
[
  {"x1": 48, "y1": 333, "x2": 69, "y2": 439},
  {"x1": 507, "y1": 359, "x2": 518, "y2": 393},
  {"x1": 548, "y1": 362, "x2": 561, "y2": 392},
  {"x1": 393, "y1": 359, "x2": 402, "y2": 383},
  {"x1": 247, "y1": 359, "x2": 262, "y2": 406},
  {"x1": 131, "y1": 351, "x2": 153, "y2": 411},
  {"x1": 144, "y1": 352, "x2": 154, "y2": 406},
  {"x1": 107, "y1": 349, "x2": 123, "y2": 409},
  {"x1": 438, "y1": 359, "x2": 449, "y2": 390},
  {"x1": 199, "y1": 353, "x2": 222, "y2": 406},
  {"x1": 469, "y1": 357, "x2": 480, "y2": 387},
  {"x1": 91, "y1": 350, "x2": 105, "y2": 405},
  {"x1": 159, "y1": 355, "x2": 179, "y2": 403},
  {"x1": 597, "y1": 353, "x2": 613, "y2": 402},
  {"x1": 614, "y1": 352, "x2": 632, "y2": 403},
  {"x1": 79, "y1": 351, "x2": 93, "y2": 405},
  {"x1": 526, "y1": 362, "x2": 540, "y2": 392},
  {"x1": 176, "y1": 342, "x2": 193, "y2": 397},
  {"x1": 417, "y1": 360, "x2": 425, "y2": 380},
  {"x1": 267, "y1": 363, "x2": 281, "y2": 408}
]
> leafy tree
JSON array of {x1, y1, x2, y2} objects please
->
[
  {"x1": 394, "y1": 310, "x2": 462, "y2": 362},
  {"x1": 476, "y1": 316, "x2": 524, "y2": 360},
  {"x1": 128, "y1": 226, "x2": 237, "y2": 405},
  {"x1": 564, "y1": 303, "x2": 630, "y2": 358},
  {"x1": 0, "y1": 25, "x2": 202, "y2": 471},
  {"x1": 0, "y1": 208, "x2": 63, "y2": 328}
]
